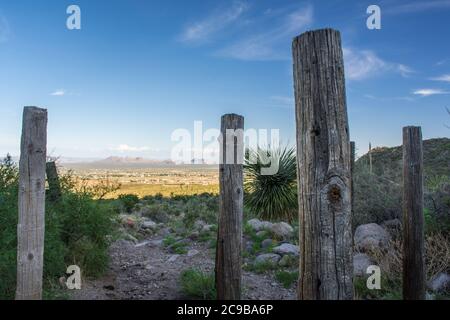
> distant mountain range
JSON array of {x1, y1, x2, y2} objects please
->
[
  {"x1": 61, "y1": 156, "x2": 176, "y2": 169},
  {"x1": 95, "y1": 156, "x2": 175, "y2": 166}
]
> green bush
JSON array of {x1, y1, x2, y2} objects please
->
[
  {"x1": 424, "y1": 175, "x2": 450, "y2": 235},
  {"x1": 180, "y1": 268, "x2": 216, "y2": 300},
  {"x1": 275, "y1": 270, "x2": 298, "y2": 288},
  {"x1": 118, "y1": 194, "x2": 140, "y2": 213},
  {"x1": 0, "y1": 155, "x2": 116, "y2": 299},
  {"x1": 244, "y1": 147, "x2": 297, "y2": 222}
]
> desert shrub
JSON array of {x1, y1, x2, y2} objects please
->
[
  {"x1": 353, "y1": 163, "x2": 402, "y2": 227},
  {"x1": 163, "y1": 235, "x2": 189, "y2": 254},
  {"x1": 425, "y1": 232, "x2": 450, "y2": 279},
  {"x1": 139, "y1": 193, "x2": 218, "y2": 229},
  {"x1": 424, "y1": 175, "x2": 450, "y2": 235},
  {"x1": 182, "y1": 195, "x2": 218, "y2": 228},
  {"x1": 275, "y1": 270, "x2": 298, "y2": 288},
  {"x1": 51, "y1": 191, "x2": 114, "y2": 276},
  {"x1": 180, "y1": 268, "x2": 216, "y2": 300},
  {"x1": 118, "y1": 194, "x2": 140, "y2": 213},
  {"x1": 354, "y1": 239, "x2": 403, "y2": 300},
  {"x1": 244, "y1": 260, "x2": 278, "y2": 274},
  {"x1": 244, "y1": 147, "x2": 297, "y2": 222},
  {"x1": 356, "y1": 233, "x2": 450, "y2": 299},
  {"x1": 0, "y1": 156, "x2": 116, "y2": 299},
  {"x1": 354, "y1": 276, "x2": 402, "y2": 300}
]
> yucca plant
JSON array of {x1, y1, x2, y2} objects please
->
[{"x1": 244, "y1": 146, "x2": 298, "y2": 222}]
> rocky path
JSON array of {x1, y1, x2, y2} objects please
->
[{"x1": 70, "y1": 228, "x2": 296, "y2": 300}]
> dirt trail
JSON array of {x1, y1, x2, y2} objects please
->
[{"x1": 70, "y1": 229, "x2": 296, "y2": 300}]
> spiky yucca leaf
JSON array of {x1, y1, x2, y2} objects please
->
[{"x1": 244, "y1": 147, "x2": 297, "y2": 222}]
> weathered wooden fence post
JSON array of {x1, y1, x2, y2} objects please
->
[
  {"x1": 46, "y1": 161, "x2": 61, "y2": 202},
  {"x1": 16, "y1": 107, "x2": 47, "y2": 300},
  {"x1": 293, "y1": 29, "x2": 353, "y2": 300},
  {"x1": 350, "y1": 141, "x2": 355, "y2": 220},
  {"x1": 402, "y1": 126, "x2": 425, "y2": 300},
  {"x1": 215, "y1": 113, "x2": 244, "y2": 300}
]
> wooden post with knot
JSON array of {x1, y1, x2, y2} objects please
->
[{"x1": 293, "y1": 29, "x2": 353, "y2": 300}]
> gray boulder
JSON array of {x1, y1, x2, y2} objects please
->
[
  {"x1": 272, "y1": 243, "x2": 299, "y2": 256},
  {"x1": 261, "y1": 239, "x2": 273, "y2": 250},
  {"x1": 245, "y1": 240, "x2": 254, "y2": 253},
  {"x1": 270, "y1": 222, "x2": 294, "y2": 240},
  {"x1": 141, "y1": 219, "x2": 157, "y2": 230},
  {"x1": 353, "y1": 253, "x2": 373, "y2": 277},
  {"x1": 254, "y1": 253, "x2": 281, "y2": 265},
  {"x1": 278, "y1": 254, "x2": 297, "y2": 268},
  {"x1": 428, "y1": 273, "x2": 450, "y2": 293},
  {"x1": 354, "y1": 223, "x2": 391, "y2": 252},
  {"x1": 247, "y1": 219, "x2": 273, "y2": 232},
  {"x1": 194, "y1": 220, "x2": 207, "y2": 231},
  {"x1": 201, "y1": 224, "x2": 215, "y2": 233},
  {"x1": 187, "y1": 249, "x2": 200, "y2": 257}
]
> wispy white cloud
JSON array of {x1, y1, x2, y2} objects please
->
[
  {"x1": 50, "y1": 89, "x2": 66, "y2": 96},
  {"x1": 430, "y1": 74, "x2": 450, "y2": 82},
  {"x1": 386, "y1": 0, "x2": 450, "y2": 14},
  {"x1": 343, "y1": 48, "x2": 414, "y2": 80},
  {"x1": 435, "y1": 59, "x2": 449, "y2": 66},
  {"x1": 0, "y1": 15, "x2": 11, "y2": 43},
  {"x1": 396, "y1": 64, "x2": 415, "y2": 77},
  {"x1": 109, "y1": 144, "x2": 151, "y2": 152},
  {"x1": 413, "y1": 88, "x2": 449, "y2": 97},
  {"x1": 179, "y1": 1, "x2": 248, "y2": 44},
  {"x1": 217, "y1": 5, "x2": 313, "y2": 61}
]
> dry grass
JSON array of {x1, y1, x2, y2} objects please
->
[
  {"x1": 368, "y1": 231, "x2": 450, "y2": 282},
  {"x1": 426, "y1": 232, "x2": 450, "y2": 279}
]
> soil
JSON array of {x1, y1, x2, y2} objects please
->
[{"x1": 70, "y1": 228, "x2": 296, "y2": 300}]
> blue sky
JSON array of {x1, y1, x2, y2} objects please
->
[{"x1": 0, "y1": 0, "x2": 449, "y2": 160}]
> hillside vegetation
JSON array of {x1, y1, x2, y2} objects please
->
[
  {"x1": 356, "y1": 138, "x2": 450, "y2": 182},
  {"x1": 353, "y1": 138, "x2": 450, "y2": 231}
]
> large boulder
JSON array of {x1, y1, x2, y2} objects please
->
[
  {"x1": 270, "y1": 222, "x2": 294, "y2": 240},
  {"x1": 247, "y1": 219, "x2": 273, "y2": 232},
  {"x1": 354, "y1": 223, "x2": 391, "y2": 252},
  {"x1": 254, "y1": 253, "x2": 281, "y2": 265},
  {"x1": 353, "y1": 253, "x2": 373, "y2": 277},
  {"x1": 428, "y1": 273, "x2": 450, "y2": 293},
  {"x1": 272, "y1": 243, "x2": 299, "y2": 256}
]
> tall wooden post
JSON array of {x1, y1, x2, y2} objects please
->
[
  {"x1": 215, "y1": 113, "x2": 244, "y2": 300},
  {"x1": 402, "y1": 126, "x2": 425, "y2": 300},
  {"x1": 16, "y1": 107, "x2": 47, "y2": 300},
  {"x1": 293, "y1": 29, "x2": 353, "y2": 300},
  {"x1": 46, "y1": 161, "x2": 61, "y2": 202},
  {"x1": 350, "y1": 141, "x2": 356, "y2": 219}
]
